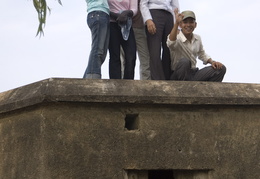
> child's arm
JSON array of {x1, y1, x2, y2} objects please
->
[
  {"x1": 207, "y1": 58, "x2": 224, "y2": 70},
  {"x1": 140, "y1": 0, "x2": 156, "y2": 35},
  {"x1": 169, "y1": 8, "x2": 183, "y2": 41}
]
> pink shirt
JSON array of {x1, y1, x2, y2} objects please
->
[{"x1": 108, "y1": 0, "x2": 138, "y2": 16}]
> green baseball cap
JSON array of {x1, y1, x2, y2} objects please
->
[{"x1": 181, "y1": 10, "x2": 196, "y2": 20}]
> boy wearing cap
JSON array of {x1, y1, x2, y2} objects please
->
[{"x1": 167, "y1": 9, "x2": 226, "y2": 82}]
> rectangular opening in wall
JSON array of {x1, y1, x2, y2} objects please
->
[
  {"x1": 124, "y1": 169, "x2": 211, "y2": 179},
  {"x1": 148, "y1": 170, "x2": 174, "y2": 179},
  {"x1": 124, "y1": 170, "x2": 148, "y2": 179},
  {"x1": 124, "y1": 169, "x2": 173, "y2": 179},
  {"x1": 124, "y1": 114, "x2": 139, "y2": 130},
  {"x1": 173, "y1": 170, "x2": 211, "y2": 179}
]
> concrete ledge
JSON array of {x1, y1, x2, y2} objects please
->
[
  {"x1": 0, "y1": 78, "x2": 260, "y2": 113},
  {"x1": 0, "y1": 78, "x2": 259, "y2": 178}
]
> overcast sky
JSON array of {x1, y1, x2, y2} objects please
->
[{"x1": 0, "y1": 0, "x2": 259, "y2": 93}]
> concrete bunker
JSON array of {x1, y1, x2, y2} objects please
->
[{"x1": 0, "y1": 78, "x2": 259, "y2": 178}]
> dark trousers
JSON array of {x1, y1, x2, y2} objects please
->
[
  {"x1": 146, "y1": 9, "x2": 173, "y2": 80},
  {"x1": 109, "y1": 22, "x2": 136, "y2": 79},
  {"x1": 171, "y1": 58, "x2": 227, "y2": 82}
]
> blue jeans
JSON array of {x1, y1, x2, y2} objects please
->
[{"x1": 83, "y1": 11, "x2": 110, "y2": 79}]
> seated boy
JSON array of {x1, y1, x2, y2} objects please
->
[{"x1": 167, "y1": 9, "x2": 226, "y2": 82}]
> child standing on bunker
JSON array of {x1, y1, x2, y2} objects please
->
[{"x1": 167, "y1": 9, "x2": 226, "y2": 81}]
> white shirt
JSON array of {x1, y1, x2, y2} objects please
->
[
  {"x1": 140, "y1": 0, "x2": 180, "y2": 23},
  {"x1": 167, "y1": 31, "x2": 211, "y2": 70}
]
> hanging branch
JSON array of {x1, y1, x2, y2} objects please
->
[{"x1": 33, "y1": 0, "x2": 62, "y2": 37}]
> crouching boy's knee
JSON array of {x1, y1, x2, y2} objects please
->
[{"x1": 220, "y1": 65, "x2": 227, "y2": 74}]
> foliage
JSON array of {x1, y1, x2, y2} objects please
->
[{"x1": 33, "y1": 0, "x2": 62, "y2": 37}]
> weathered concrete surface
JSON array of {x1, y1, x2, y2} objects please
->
[
  {"x1": 0, "y1": 78, "x2": 260, "y2": 113},
  {"x1": 0, "y1": 78, "x2": 259, "y2": 179}
]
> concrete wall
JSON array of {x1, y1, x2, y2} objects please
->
[{"x1": 0, "y1": 78, "x2": 259, "y2": 179}]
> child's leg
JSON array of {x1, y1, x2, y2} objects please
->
[
  {"x1": 170, "y1": 58, "x2": 192, "y2": 80},
  {"x1": 193, "y1": 65, "x2": 226, "y2": 82}
]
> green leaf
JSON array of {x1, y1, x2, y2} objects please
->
[{"x1": 33, "y1": 0, "x2": 62, "y2": 37}]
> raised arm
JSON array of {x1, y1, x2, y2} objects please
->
[{"x1": 169, "y1": 8, "x2": 183, "y2": 41}]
